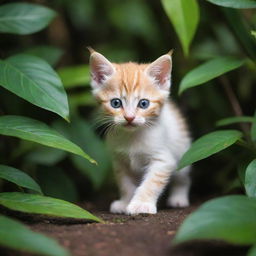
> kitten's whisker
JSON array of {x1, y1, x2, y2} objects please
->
[
  {"x1": 92, "y1": 117, "x2": 113, "y2": 129},
  {"x1": 102, "y1": 121, "x2": 116, "y2": 137}
]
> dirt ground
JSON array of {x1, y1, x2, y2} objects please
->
[{"x1": 0, "y1": 202, "x2": 248, "y2": 256}]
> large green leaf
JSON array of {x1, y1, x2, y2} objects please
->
[
  {"x1": 216, "y1": 116, "x2": 254, "y2": 127},
  {"x1": 0, "y1": 192, "x2": 102, "y2": 222},
  {"x1": 0, "y1": 115, "x2": 96, "y2": 164},
  {"x1": 251, "y1": 112, "x2": 256, "y2": 141},
  {"x1": 161, "y1": 0, "x2": 199, "y2": 56},
  {"x1": 0, "y1": 3, "x2": 56, "y2": 35},
  {"x1": 57, "y1": 65, "x2": 90, "y2": 88},
  {"x1": 245, "y1": 159, "x2": 256, "y2": 198},
  {"x1": 207, "y1": 0, "x2": 256, "y2": 9},
  {"x1": 178, "y1": 130, "x2": 243, "y2": 169},
  {"x1": 0, "y1": 215, "x2": 69, "y2": 256},
  {"x1": 24, "y1": 46, "x2": 63, "y2": 66},
  {"x1": 179, "y1": 57, "x2": 244, "y2": 94},
  {"x1": 0, "y1": 165, "x2": 42, "y2": 194},
  {"x1": 0, "y1": 54, "x2": 69, "y2": 120},
  {"x1": 173, "y1": 195, "x2": 256, "y2": 245}
]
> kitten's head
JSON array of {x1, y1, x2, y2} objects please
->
[{"x1": 89, "y1": 49, "x2": 172, "y2": 131}]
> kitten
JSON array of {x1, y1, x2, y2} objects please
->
[{"x1": 89, "y1": 49, "x2": 191, "y2": 215}]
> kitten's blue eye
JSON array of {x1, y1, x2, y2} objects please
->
[
  {"x1": 110, "y1": 98, "x2": 122, "y2": 108},
  {"x1": 138, "y1": 99, "x2": 150, "y2": 109}
]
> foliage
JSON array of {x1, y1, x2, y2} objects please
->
[
  {"x1": 0, "y1": 215, "x2": 69, "y2": 256},
  {"x1": 174, "y1": 195, "x2": 256, "y2": 245},
  {"x1": 161, "y1": 0, "x2": 199, "y2": 56},
  {"x1": 0, "y1": 0, "x2": 256, "y2": 254},
  {"x1": 179, "y1": 57, "x2": 245, "y2": 94},
  {"x1": 0, "y1": 192, "x2": 102, "y2": 222},
  {"x1": 170, "y1": 0, "x2": 256, "y2": 254},
  {"x1": 206, "y1": 0, "x2": 256, "y2": 9},
  {"x1": 0, "y1": 3, "x2": 56, "y2": 35},
  {"x1": 0, "y1": 2, "x2": 102, "y2": 254},
  {"x1": 0, "y1": 54, "x2": 69, "y2": 120},
  {"x1": 245, "y1": 160, "x2": 256, "y2": 198},
  {"x1": 0, "y1": 165, "x2": 42, "y2": 194},
  {"x1": 0, "y1": 115, "x2": 95, "y2": 163},
  {"x1": 178, "y1": 130, "x2": 243, "y2": 169}
]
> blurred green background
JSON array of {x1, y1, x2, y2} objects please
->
[{"x1": 0, "y1": 0, "x2": 255, "y2": 205}]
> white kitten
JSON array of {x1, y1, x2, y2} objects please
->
[{"x1": 89, "y1": 49, "x2": 191, "y2": 215}]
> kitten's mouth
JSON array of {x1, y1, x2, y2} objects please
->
[
  {"x1": 123, "y1": 122, "x2": 138, "y2": 129},
  {"x1": 124, "y1": 123, "x2": 136, "y2": 127}
]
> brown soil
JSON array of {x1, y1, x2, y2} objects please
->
[{"x1": 0, "y1": 203, "x2": 248, "y2": 256}]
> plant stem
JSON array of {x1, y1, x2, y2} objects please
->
[
  {"x1": 219, "y1": 76, "x2": 251, "y2": 138},
  {"x1": 236, "y1": 139, "x2": 256, "y2": 155}
]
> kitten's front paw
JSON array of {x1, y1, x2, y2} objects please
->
[
  {"x1": 110, "y1": 200, "x2": 128, "y2": 214},
  {"x1": 167, "y1": 194, "x2": 189, "y2": 208},
  {"x1": 126, "y1": 201, "x2": 157, "y2": 215}
]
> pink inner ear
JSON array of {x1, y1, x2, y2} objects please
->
[
  {"x1": 147, "y1": 56, "x2": 172, "y2": 87},
  {"x1": 91, "y1": 63, "x2": 112, "y2": 83},
  {"x1": 90, "y1": 53, "x2": 114, "y2": 84}
]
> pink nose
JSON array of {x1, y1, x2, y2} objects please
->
[{"x1": 124, "y1": 115, "x2": 135, "y2": 123}]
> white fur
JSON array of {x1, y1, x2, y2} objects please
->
[
  {"x1": 107, "y1": 102, "x2": 191, "y2": 215},
  {"x1": 89, "y1": 52, "x2": 191, "y2": 215}
]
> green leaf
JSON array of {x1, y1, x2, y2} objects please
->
[
  {"x1": 37, "y1": 167, "x2": 78, "y2": 202},
  {"x1": 207, "y1": 0, "x2": 256, "y2": 9},
  {"x1": 0, "y1": 165, "x2": 42, "y2": 194},
  {"x1": 245, "y1": 159, "x2": 256, "y2": 198},
  {"x1": 69, "y1": 92, "x2": 96, "y2": 109},
  {"x1": 68, "y1": 118, "x2": 111, "y2": 189},
  {"x1": 222, "y1": 9, "x2": 256, "y2": 61},
  {"x1": 248, "y1": 244, "x2": 256, "y2": 256},
  {"x1": 0, "y1": 54, "x2": 69, "y2": 120},
  {"x1": 251, "y1": 112, "x2": 256, "y2": 141},
  {"x1": 23, "y1": 46, "x2": 63, "y2": 66},
  {"x1": 57, "y1": 65, "x2": 90, "y2": 88},
  {"x1": 216, "y1": 116, "x2": 254, "y2": 127},
  {"x1": 178, "y1": 130, "x2": 243, "y2": 169},
  {"x1": 25, "y1": 146, "x2": 67, "y2": 166},
  {"x1": 161, "y1": 0, "x2": 199, "y2": 56},
  {"x1": 179, "y1": 57, "x2": 245, "y2": 94},
  {"x1": 0, "y1": 115, "x2": 96, "y2": 164},
  {"x1": 108, "y1": 0, "x2": 159, "y2": 44},
  {"x1": 173, "y1": 195, "x2": 256, "y2": 245},
  {"x1": 0, "y1": 3, "x2": 56, "y2": 35},
  {"x1": 0, "y1": 215, "x2": 69, "y2": 256},
  {"x1": 0, "y1": 192, "x2": 102, "y2": 222}
]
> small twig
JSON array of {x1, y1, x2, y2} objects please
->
[{"x1": 219, "y1": 76, "x2": 251, "y2": 138}]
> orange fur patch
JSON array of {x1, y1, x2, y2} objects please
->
[{"x1": 95, "y1": 62, "x2": 166, "y2": 122}]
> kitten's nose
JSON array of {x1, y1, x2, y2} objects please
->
[{"x1": 124, "y1": 115, "x2": 135, "y2": 123}]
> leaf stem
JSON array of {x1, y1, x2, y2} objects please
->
[
  {"x1": 219, "y1": 76, "x2": 251, "y2": 139},
  {"x1": 236, "y1": 139, "x2": 256, "y2": 155}
]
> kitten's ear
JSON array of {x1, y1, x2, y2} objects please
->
[
  {"x1": 89, "y1": 49, "x2": 115, "y2": 87},
  {"x1": 145, "y1": 51, "x2": 172, "y2": 91}
]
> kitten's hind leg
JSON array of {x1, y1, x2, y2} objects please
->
[
  {"x1": 167, "y1": 166, "x2": 191, "y2": 208},
  {"x1": 110, "y1": 170, "x2": 136, "y2": 214}
]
